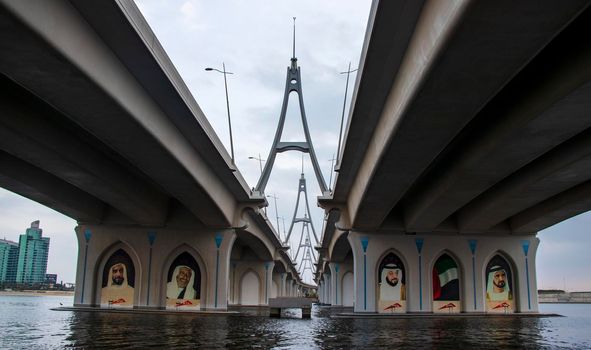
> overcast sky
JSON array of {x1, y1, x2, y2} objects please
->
[{"x1": 1, "y1": 0, "x2": 589, "y2": 289}]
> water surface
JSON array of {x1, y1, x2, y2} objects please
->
[{"x1": 1, "y1": 295, "x2": 589, "y2": 349}]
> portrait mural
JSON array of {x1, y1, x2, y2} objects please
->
[
  {"x1": 377, "y1": 252, "x2": 406, "y2": 313},
  {"x1": 100, "y1": 249, "x2": 135, "y2": 308},
  {"x1": 166, "y1": 252, "x2": 201, "y2": 310},
  {"x1": 432, "y1": 253, "x2": 461, "y2": 313},
  {"x1": 485, "y1": 254, "x2": 514, "y2": 313}
]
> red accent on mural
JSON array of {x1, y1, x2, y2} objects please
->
[
  {"x1": 438, "y1": 302, "x2": 456, "y2": 310},
  {"x1": 492, "y1": 302, "x2": 511, "y2": 309},
  {"x1": 176, "y1": 300, "x2": 194, "y2": 307},
  {"x1": 384, "y1": 302, "x2": 402, "y2": 311}
]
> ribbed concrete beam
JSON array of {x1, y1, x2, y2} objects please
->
[
  {"x1": 332, "y1": 0, "x2": 426, "y2": 202},
  {"x1": 0, "y1": 151, "x2": 106, "y2": 222},
  {"x1": 404, "y1": 8, "x2": 591, "y2": 232},
  {"x1": 349, "y1": 0, "x2": 589, "y2": 230},
  {"x1": 459, "y1": 127, "x2": 591, "y2": 232},
  {"x1": 0, "y1": 78, "x2": 170, "y2": 226},
  {"x1": 510, "y1": 180, "x2": 591, "y2": 232},
  {"x1": 0, "y1": 0, "x2": 237, "y2": 227}
]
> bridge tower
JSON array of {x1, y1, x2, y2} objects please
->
[
  {"x1": 253, "y1": 18, "x2": 328, "y2": 196},
  {"x1": 298, "y1": 241, "x2": 316, "y2": 276},
  {"x1": 286, "y1": 172, "x2": 319, "y2": 282}
]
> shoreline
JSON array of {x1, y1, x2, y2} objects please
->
[{"x1": 0, "y1": 290, "x2": 74, "y2": 297}]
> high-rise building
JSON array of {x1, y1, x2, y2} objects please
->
[
  {"x1": 0, "y1": 238, "x2": 19, "y2": 283},
  {"x1": 15, "y1": 220, "x2": 50, "y2": 284}
]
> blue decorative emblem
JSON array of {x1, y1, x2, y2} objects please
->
[
  {"x1": 521, "y1": 240, "x2": 530, "y2": 256},
  {"x1": 215, "y1": 233, "x2": 224, "y2": 248},
  {"x1": 84, "y1": 229, "x2": 92, "y2": 243},
  {"x1": 415, "y1": 238, "x2": 424, "y2": 254},
  {"x1": 360, "y1": 236, "x2": 369, "y2": 253},
  {"x1": 147, "y1": 231, "x2": 156, "y2": 246},
  {"x1": 468, "y1": 239, "x2": 477, "y2": 255}
]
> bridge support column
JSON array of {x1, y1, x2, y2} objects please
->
[
  {"x1": 207, "y1": 229, "x2": 235, "y2": 311},
  {"x1": 264, "y1": 262, "x2": 275, "y2": 304},
  {"x1": 345, "y1": 230, "x2": 540, "y2": 314},
  {"x1": 328, "y1": 262, "x2": 341, "y2": 306},
  {"x1": 279, "y1": 273, "x2": 287, "y2": 297},
  {"x1": 347, "y1": 231, "x2": 376, "y2": 313},
  {"x1": 72, "y1": 224, "x2": 237, "y2": 311},
  {"x1": 322, "y1": 273, "x2": 331, "y2": 305}
]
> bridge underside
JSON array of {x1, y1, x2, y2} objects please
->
[
  {"x1": 317, "y1": 0, "x2": 591, "y2": 315},
  {"x1": 0, "y1": 0, "x2": 260, "y2": 228},
  {"x1": 0, "y1": 0, "x2": 307, "y2": 311},
  {"x1": 332, "y1": 0, "x2": 591, "y2": 235}
]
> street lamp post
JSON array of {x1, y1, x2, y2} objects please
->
[
  {"x1": 328, "y1": 154, "x2": 336, "y2": 191},
  {"x1": 248, "y1": 153, "x2": 266, "y2": 214},
  {"x1": 267, "y1": 193, "x2": 281, "y2": 240},
  {"x1": 336, "y1": 62, "x2": 358, "y2": 164},
  {"x1": 248, "y1": 153, "x2": 265, "y2": 175},
  {"x1": 205, "y1": 63, "x2": 235, "y2": 164}
]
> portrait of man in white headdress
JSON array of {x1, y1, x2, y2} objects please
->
[
  {"x1": 167, "y1": 265, "x2": 197, "y2": 300},
  {"x1": 166, "y1": 252, "x2": 201, "y2": 309},
  {"x1": 377, "y1": 253, "x2": 407, "y2": 313},
  {"x1": 100, "y1": 250, "x2": 135, "y2": 308},
  {"x1": 485, "y1": 255, "x2": 514, "y2": 313},
  {"x1": 486, "y1": 265, "x2": 512, "y2": 301},
  {"x1": 380, "y1": 263, "x2": 406, "y2": 301}
]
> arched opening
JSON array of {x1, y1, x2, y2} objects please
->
[
  {"x1": 229, "y1": 229, "x2": 273, "y2": 305},
  {"x1": 165, "y1": 252, "x2": 201, "y2": 310},
  {"x1": 432, "y1": 252, "x2": 461, "y2": 313},
  {"x1": 377, "y1": 251, "x2": 407, "y2": 313},
  {"x1": 272, "y1": 261, "x2": 287, "y2": 298},
  {"x1": 271, "y1": 280, "x2": 279, "y2": 298},
  {"x1": 329, "y1": 232, "x2": 354, "y2": 306},
  {"x1": 99, "y1": 248, "x2": 135, "y2": 308},
  {"x1": 485, "y1": 253, "x2": 515, "y2": 313},
  {"x1": 341, "y1": 271, "x2": 354, "y2": 307},
  {"x1": 240, "y1": 270, "x2": 261, "y2": 305},
  {"x1": 285, "y1": 274, "x2": 294, "y2": 296}
]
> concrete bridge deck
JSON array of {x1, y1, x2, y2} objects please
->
[{"x1": 269, "y1": 297, "x2": 317, "y2": 318}]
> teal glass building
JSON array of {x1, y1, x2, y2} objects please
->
[
  {"x1": 15, "y1": 221, "x2": 50, "y2": 284},
  {"x1": 0, "y1": 238, "x2": 19, "y2": 283}
]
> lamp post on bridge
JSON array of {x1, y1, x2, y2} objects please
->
[
  {"x1": 249, "y1": 154, "x2": 267, "y2": 214},
  {"x1": 336, "y1": 63, "x2": 358, "y2": 164},
  {"x1": 248, "y1": 154, "x2": 265, "y2": 175},
  {"x1": 267, "y1": 193, "x2": 281, "y2": 240},
  {"x1": 205, "y1": 63, "x2": 235, "y2": 165}
]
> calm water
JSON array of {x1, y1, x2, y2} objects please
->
[{"x1": 1, "y1": 295, "x2": 590, "y2": 349}]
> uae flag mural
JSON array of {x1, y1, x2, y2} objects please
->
[{"x1": 432, "y1": 254, "x2": 461, "y2": 313}]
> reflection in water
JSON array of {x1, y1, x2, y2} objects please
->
[{"x1": 1, "y1": 295, "x2": 590, "y2": 349}]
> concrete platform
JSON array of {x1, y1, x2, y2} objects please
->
[
  {"x1": 269, "y1": 297, "x2": 315, "y2": 318},
  {"x1": 331, "y1": 312, "x2": 563, "y2": 319},
  {"x1": 51, "y1": 306, "x2": 239, "y2": 316}
]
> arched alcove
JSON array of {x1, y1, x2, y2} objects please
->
[
  {"x1": 376, "y1": 251, "x2": 407, "y2": 313},
  {"x1": 484, "y1": 252, "x2": 516, "y2": 313},
  {"x1": 342, "y1": 271, "x2": 354, "y2": 307},
  {"x1": 160, "y1": 244, "x2": 207, "y2": 310},
  {"x1": 95, "y1": 242, "x2": 140, "y2": 308},
  {"x1": 240, "y1": 269, "x2": 261, "y2": 305},
  {"x1": 271, "y1": 280, "x2": 279, "y2": 298},
  {"x1": 431, "y1": 252, "x2": 461, "y2": 313},
  {"x1": 164, "y1": 252, "x2": 202, "y2": 310}
]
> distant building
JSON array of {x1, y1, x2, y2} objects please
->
[
  {"x1": 45, "y1": 273, "x2": 58, "y2": 285},
  {"x1": 0, "y1": 238, "x2": 19, "y2": 283},
  {"x1": 15, "y1": 221, "x2": 50, "y2": 284}
]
